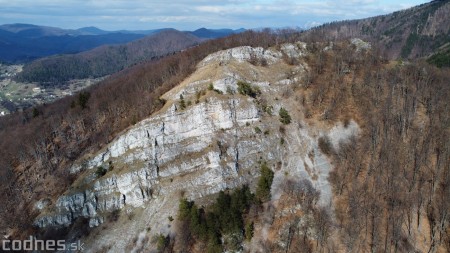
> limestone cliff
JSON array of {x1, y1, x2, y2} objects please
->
[{"x1": 33, "y1": 42, "x2": 359, "y2": 252}]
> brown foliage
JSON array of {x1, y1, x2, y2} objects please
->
[
  {"x1": 0, "y1": 30, "x2": 280, "y2": 238},
  {"x1": 299, "y1": 1, "x2": 450, "y2": 60},
  {"x1": 302, "y1": 41, "x2": 450, "y2": 252}
]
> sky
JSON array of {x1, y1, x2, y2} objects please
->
[{"x1": 0, "y1": 0, "x2": 431, "y2": 31}]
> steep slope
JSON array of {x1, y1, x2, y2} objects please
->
[
  {"x1": 27, "y1": 35, "x2": 450, "y2": 253},
  {"x1": 33, "y1": 43, "x2": 360, "y2": 252},
  {"x1": 24, "y1": 36, "x2": 449, "y2": 252},
  {"x1": 0, "y1": 31, "x2": 279, "y2": 243},
  {"x1": 427, "y1": 42, "x2": 450, "y2": 67},
  {"x1": 1, "y1": 2, "x2": 449, "y2": 249},
  {"x1": 301, "y1": 0, "x2": 450, "y2": 60},
  {"x1": 15, "y1": 30, "x2": 201, "y2": 85}
]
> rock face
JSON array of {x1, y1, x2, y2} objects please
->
[
  {"x1": 34, "y1": 42, "x2": 360, "y2": 252},
  {"x1": 200, "y1": 46, "x2": 282, "y2": 67},
  {"x1": 36, "y1": 95, "x2": 261, "y2": 227}
]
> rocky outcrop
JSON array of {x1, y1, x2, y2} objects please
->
[
  {"x1": 34, "y1": 42, "x2": 360, "y2": 252},
  {"x1": 36, "y1": 95, "x2": 262, "y2": 228},
  {"x1": 200, "y1": 46, "x2": 282, "y2": 67}
]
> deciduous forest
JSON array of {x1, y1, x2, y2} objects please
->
[{"x1": 0, "y1": 4, "x2": 449, "y2": 250}]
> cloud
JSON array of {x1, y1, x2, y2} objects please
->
[
  {"x1": 0, "y1": 0, "x2": 430, "y2": 30},
  {"x1": 139, "y1": 16, "x2": 192, "y2": 23}
]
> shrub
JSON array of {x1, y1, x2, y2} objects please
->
[
  {"x1": 254, "y1": 126, "x2": 262, "y2": 134},
  {"x1": 195, "y1": 90, "x2": 206, "y2": 104},
  {"x1": 158, "y1": 98, "x2": 167, "y2": 105},
  {"x1": 263, "y1": 105, "x2": 273, "y2": 115},
  {"x1": 237, "y1": 81, "x2": 260, "y2": 98},
  {"x1": 78, "y1": 91, "x2": 90, "y2": 110},
  {"x1": 207, "y1": 83, "x2": 223, "y2": 94},
  {"x1": 279, "y1": 107, "x2": 291, "y2": 124},
  {"x1": 154, "y1": 233, "x2": 170, "y2": 251},
  {"x1": 178, "y1": 198, "x2": 194, "y2": 220},
  {"x1": 95, "y1": 166, "x2": 107, "y2": 177},
  {"x1": 179, "y1": 94, "x2": 186, "y2": 110}
]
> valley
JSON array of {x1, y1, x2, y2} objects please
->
[{"x1": 0, "y1": 64, "x2": 103, "y2": 115}]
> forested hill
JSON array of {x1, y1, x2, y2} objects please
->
[
  {"x1": 1, "y1": 30, "x2": 449, "y2": 252},
  {"x1": 0, "y1": 24, "x2": 245, "y2": 63},
  {"x1": 15, "y1": 30, "x2": 201, "y2": 85},
  {"x1": 0, "y1": 0, "x2": 450, "y2": 248},
  {"x1": 0, "y1": 29, "x2": 146, "y2": 63},
  {"x1": 300, "y1": 0, "x2": 450, "y2": 60},
  {"x1": 189, "y1": 28, "x2": 246, "y2": 39}
]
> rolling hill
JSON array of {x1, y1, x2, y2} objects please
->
[
  {"x1": 189, "y1": 27, "x2": 246, "y2": 39},
  {"x1": 0, "y1": 24, "x2": 147, "y2": 63},
  {"x1": 0, "y1": 24, "x2": 246, "y2": 63},
  {"x1": 16, "y1": 30, "x2": 201, "y2": 85}
]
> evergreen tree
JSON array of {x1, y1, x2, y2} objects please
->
[{"x1": 256, "y1": 162, "x2": 274, "y2": 201}]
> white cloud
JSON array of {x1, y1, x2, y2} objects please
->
[
  {"x1": 0, "y1": 0, "x2": 431, "y2": 30},
  {"x1": 139, "y1": 16, "x2": 191, "y2": 23},
  {"x1": 195, "y1": 6, "x2": 226, "y2": 13}
]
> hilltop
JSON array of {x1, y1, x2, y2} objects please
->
[
  {"x1": 301, "y1": 0, "x2": 450, "y2": 60},
  {"x1": 0, "y1": 1, "x2": 449, "y2": 253}
]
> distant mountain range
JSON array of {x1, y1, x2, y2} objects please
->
[
  {"x1": 190, "y1": 28, "x2": 246, "y2": 39},
  {"x1": 0, "y1": 28, "x2": 146, "y2": 63},
  {"x1": 0, "y1": 23, "x2": 245, "y2": 63}
]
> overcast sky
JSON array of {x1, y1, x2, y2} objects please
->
[{"x1": 0, "y1": 0, "x2": 430, "y2": 31}]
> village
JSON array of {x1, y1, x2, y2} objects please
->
[{"x1": 0, "y1": 63, "x2": 103, "y2": 116}]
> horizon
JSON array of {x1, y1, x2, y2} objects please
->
[
  {"x1": 0, "y1": 23, "x2": 248, "y2": 32},
  {"x1": 0, "y1": 0, "x2": 430, "y2": 31}
]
